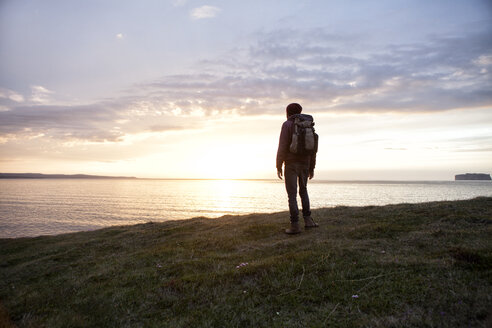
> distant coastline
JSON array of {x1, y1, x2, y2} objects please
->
[
  {"x1": 455, "y1": 173, "x2": 491, "y2": 181},
  {"x1": 0, "y1": 173, "x2": 137, "y2": 179}
]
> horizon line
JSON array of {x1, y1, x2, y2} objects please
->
[{"x1": 1, "y1": 172, "x2": 485, "y2": 183}]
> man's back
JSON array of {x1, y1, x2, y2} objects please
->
[{"x1": 276, "y1": 114, "x2": 316, "y2": 176}]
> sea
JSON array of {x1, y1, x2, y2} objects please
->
[{"x1": 1, "y1": 179, "x2": 491, "y2": 238}]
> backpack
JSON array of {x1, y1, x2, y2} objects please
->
[{"x1": 289, "y1": 114, "x2": 319, "y2": 155}]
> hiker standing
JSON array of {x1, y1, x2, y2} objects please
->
[{"x1": 276, "y1": 103, "x2": 319, "y2": 234}]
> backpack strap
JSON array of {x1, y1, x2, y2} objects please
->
[{"x1": 289, "y1": 117, "x2": 300, "y2": 153}]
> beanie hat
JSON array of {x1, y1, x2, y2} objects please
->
[{"x1": 286, "y1": 103, "x2": 302, "y2": 116}]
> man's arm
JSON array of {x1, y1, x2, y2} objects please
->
[
  {"x1": 309, "y1": 153, "x2": 316, "y2": 180},
  {"x1": 276, "y1": 121, "x2": 290, "y2": 179}
]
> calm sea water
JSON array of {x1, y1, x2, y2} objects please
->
[{"x1": 1, "y1": 179, "x2": 491, "y2": 238}]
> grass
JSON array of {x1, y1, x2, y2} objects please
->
[{"x1": 1, "y1": 197, "x2": 491, "y2": 327}]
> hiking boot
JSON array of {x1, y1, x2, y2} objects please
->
[
  {"x1": 304, "y1": 217, "x2": 319, "y2": 229},
  {"x1": 285, "y1": 222, "x2": 301, "y2": 234}
]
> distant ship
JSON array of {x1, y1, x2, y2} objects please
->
[{"x1": 455, "y1": 173, "x2": 491, "y2": 181}]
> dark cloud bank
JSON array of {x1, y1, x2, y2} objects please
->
[{"x1": 1, "y1": 27, "x2": 491, "y2": 143}]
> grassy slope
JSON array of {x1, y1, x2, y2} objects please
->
[{"x1": 1, "y1": 197, "x2": 491, "y2": 328}]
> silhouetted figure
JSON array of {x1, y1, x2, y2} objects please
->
[{"x1": 276, "y1": 103, "x2": 319, "y2": 234}]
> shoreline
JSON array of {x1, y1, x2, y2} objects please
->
[{"x1": 2, "y1": 195, "x2": 492, "y2": 240}]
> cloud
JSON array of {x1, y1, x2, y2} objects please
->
[
  {"x1": 449, "y1": 135, "x2": 492, "y2": 153},
  {"x1": 30, "y1": 85, "x2": 54, "y2": 104},
  {"x1": 0, "y1": 102, "x2": 124, "y2": 142},
  {"x1": 148, "y1": 124, "x2": 183, "y2": 132},
  {"x1": 455, "y1": 147, "x2": 492, "y2": 152},
  {"x1": 0, "y1": 87, "x2": 24, "y2": 103},
  {"x1": 1, "y1": 27, "x2": 490, "y2": 146},
  {"x1": 138, "y1": 27, "x2": 492, "y2": 115},
  {"x1": 190, "y1": 5, "x2": 220, "y2": 19},
  {"x1": 0, "y1": 95, "x2": 198, "y2": 144}
]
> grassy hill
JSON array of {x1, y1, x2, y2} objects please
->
[{"x1": 1, "y1": 197, "x2": 491, "y2": 327}]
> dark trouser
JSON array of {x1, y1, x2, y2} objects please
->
[{"x1": 284, "y1": 163, "x2": 311, "y2": 223}]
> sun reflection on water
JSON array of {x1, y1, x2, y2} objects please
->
[{"x1": 1, "y1": 179, "x2": 491, "y2": 238}]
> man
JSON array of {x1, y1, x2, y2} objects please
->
[{"x1": 276, "y1": 103, "x2": 319, "y2": 234}]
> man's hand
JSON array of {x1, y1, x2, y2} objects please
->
[
  {"x1": 277, "y1": 170, "x2": 283, "y2": 180},
  {"x1": 309, "y1": 171, "x2": 314, "y2": 180}
]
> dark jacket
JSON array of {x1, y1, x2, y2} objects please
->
[{"x1": 276, "y1": 114, "x2": 317, "y2": 173}]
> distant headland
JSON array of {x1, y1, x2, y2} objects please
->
[
  {"x1": 455, "y1": 173, "x2": 491, "y2": 181},
  {"x1": 0, "y1": 173, "x2": 137, "y2": 179}
]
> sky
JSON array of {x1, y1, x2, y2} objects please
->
[{"x1": 0, "y1": 0, "x2": 491, "y2": 180}]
